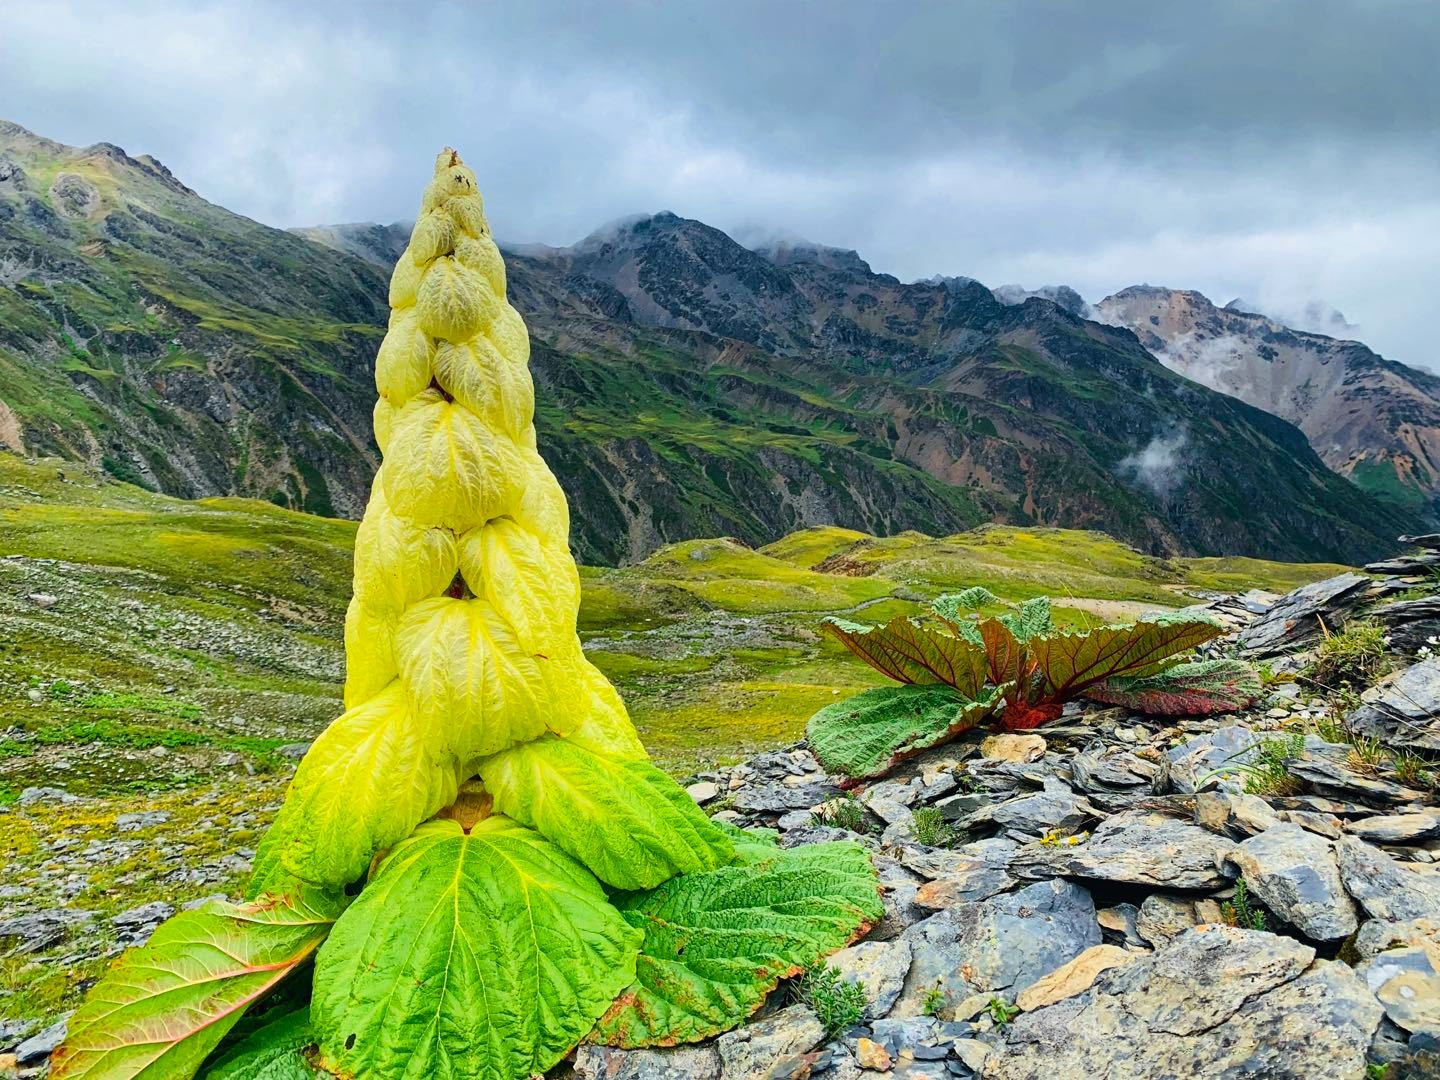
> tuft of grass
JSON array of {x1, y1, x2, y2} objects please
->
[
  {"x1": 1347, "y1": 734, "x2": 1388, "y2": 775},
  {"x1": 911, "y1": 806, "x2": 954, "y2": 848},
  {"x1": 795, "y1": 964, "x2": 868, "y2": 1038},
  {"x1": 1308, "y1": 620, "x2": 1393, "y2": 690},
  {"x1": 1242, "y1": 733, "x2": 1306, "y2": 796},
  {"x1": 811, "y1": 793, "x2": 874, "y2": 834},
  {"x1": 1391, "y1": 749, "x2": 1436, "y2": 791},
  {"x1": 1221, "y1": 878, "x2": 1270, "y2": 931}
]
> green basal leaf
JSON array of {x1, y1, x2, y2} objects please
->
[
  {"x1": 1029, "y1": 612, "x2": 1224, "y2": 698},
  {"x1": 821, "y1": 615, "x2": 987, "y2": 694},
  {"x1": 478, "y1": 736, "x2": 735, "y2": 890},
  {"x1": 807, "y1": 683, "x2": 1007, "y2": 780},
  {"x1": 1084, "y1": 658, "x2": 1263, "y2": 715},
  {"x1": 199, "y1": 1008, "x2": 317, "y2": 1079},
  {"x1": 592, "y1": 838, "x2": 884, "y2": 1048},
  {"x1": 51, "y1": 889, "x2": 345, "y2": 1080},
  {"x1": 312, "y1": 817, "x2": 641, "y2": 1080}
]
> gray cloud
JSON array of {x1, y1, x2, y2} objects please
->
[{"x1": 1, "y1": 0, "x2": 1435, "y2": 367}]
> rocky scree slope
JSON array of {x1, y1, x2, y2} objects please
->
[
  {"x1": 1098, "y1": 285, "x2": 1440, "y2": 520},
  {"x1": 0, "y1": 118, "x2": 1414, "y2": 564}
]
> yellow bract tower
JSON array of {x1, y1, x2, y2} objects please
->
[{"x1": 260, "y1": 149, "x2": 679, "y2": 892}]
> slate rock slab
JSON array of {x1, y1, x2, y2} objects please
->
[
  {"x1": 1334, "y1": 837, "x2": 1440, "y2": 921},
  {"x1": 894, "y1": 879, "x2": 1099, "y2": 1015},
  {"x1": 716, "y1": 1004, "x2": 825, "y2": 1080},
  {"x1": 1358, "y1": 946, "x2": 1440, "y2": 1037},
  {"x1": 826, "y1": 937, "x2": 913, "y2": 1020},
  {"x1": 1238, "y1": 572, "x2": 1372, "y2": 657},
  {"x1": 984, "y1": 927, "x2": 1381, "y2": 1080},
  {"x1": 1012, "y1": 811, "x2": 1234, "y2": 890},
  {"x1": 1349, "y1": 657, "x2": 1440, "y2": 751},
  {"x1": 1346, "y1": 812, "x2": 1440, "y2": 845},
  {"x1": 1227, "y1": 823, "x2": 1357, "y2": 941}
]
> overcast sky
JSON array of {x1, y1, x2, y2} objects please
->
[{"x1": 3, "y1": 0, "x2": 1437, "y2": 366}]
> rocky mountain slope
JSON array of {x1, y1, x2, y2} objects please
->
[
  {"x1": 1097, "y1": 286, "x2": 1440, "y2": 518},
  {"x1": 4, "y1": 460, "x2": 1437, "y2": 1074},
  {"x1": 495, "y1": 213, "x2": 1412, "y2": 563},
  {"x1": 0, "y1": 120, "x2": 388, "y2": 517},
  {"x1": 0, "y1": 120, "x2": 1417, "y2": 565}
]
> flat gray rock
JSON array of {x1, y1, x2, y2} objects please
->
[
  {"x1": 1349, "y1": 657, "x2": 1440, "y2": 751},
  {"x1": 984, "y1": 927, "x2": 1381, "y2": 1080},
  {"x1": 1227, "y1": 823, "x2": 1357, "y2": 941},
  {"x1": 894, "y1": 879, "x2": 1099, "y2": 1015},
  {"x1": 15, "y1": 1016, "x2": 69, "y2": 1066},
  {"x1": 1334, "y1": 837, "x2": 1440, "y2": 921},
  {"x1": 1357, "y1": 946, "x2": 1440, "y2": 1037},
  {"x1": 716, "y1": 1004, "x2": 824, "y2": 1080},
  {"x1": 1345, "y1": 812, "x2": 1440, "y2": 845},
  {"x1": 1013, "y1": 811, "x2": 1233, "y2": 890},
  {"x1": 989, "y1": 788, "x2": 1099, "y2": 836},
  {"x1": 574, "y1": 1044, "x2": 721, "y2": 1080},
  {"x1": 1238, "y1": 572, "x2": 1373, "y2": 657},
  {"x1": 825, "y1": 937, "x2": 913, "y2": 1020},
  {"x1": 1286, "y1": 755, "x2": 1425, "y2": 806}
]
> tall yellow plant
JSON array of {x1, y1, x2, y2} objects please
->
[
  {"x1": 254, "y1": 148, "x2": 693, "y2": 893},
  {"x1": 54, "y1": 151, "x2": 880, "y2": 1080}
]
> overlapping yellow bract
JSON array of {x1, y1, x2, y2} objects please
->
[{"x1": 269, "y1": 150, "x2": 662, "y2": 889}]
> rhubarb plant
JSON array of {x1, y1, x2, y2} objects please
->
[
  {"x1": 53, "y1": 150, "x2": 881, "y2": 1080},
  {"x1": 809, "y1": 588, "x2": 1260, "y2": 779}
]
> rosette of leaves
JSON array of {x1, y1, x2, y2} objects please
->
[
  {"x1": 53, "y1": 150, "x2": 881, "y2": 1080},
  {"x1": 809, "y1": 587, "x2": 1260, "y2": 779}
]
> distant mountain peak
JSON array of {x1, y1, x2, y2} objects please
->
[
  {"x1": 1097, "y1": 285, "x2": 1440, "y2": 515},
  {"x1": 748, "y1": 238, "x2": 872, "y2": 275},
  {"x1": 992, "y1": 283, "x2": 1091, "y2": 318}
]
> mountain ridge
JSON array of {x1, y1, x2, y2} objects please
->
[{"x1": 0, "y1": 121, "x2": 1416, "y2": 564}]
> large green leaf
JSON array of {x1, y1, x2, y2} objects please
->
[
  {"x1": 312, "y1": 818, "x2": 641, "y2": 1080},
  {"x1": 1029, "y1": 612, "x2": 1224, "y2": 698},
  {"x1": 199, "y1": 1008, "x2": 316, "y2": 1079},
  {"x1": 478, "y1": 736, "x2": 735, "y2": 890},
  {"x1": 806, "y1": 683, "x2": 1008, "y2": 780},
  {"x1": 821, "y1": 616, "x2": 987, "y2": 694},
  {"x1": 592, "y1": 832, "x2": 883, "y2": 1048},
  {"x1": 51, "y1": 889, "x2": 344, "y2": 1080},
  {"x1": 1084, "y1": 658, "x2": 1263, "y2": 715}
]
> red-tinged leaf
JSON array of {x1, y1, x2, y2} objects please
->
[
  {"x1": 1028, "y1": 613, "x2": 1225, "y2": 700},
  {"x1": 1084, "y1": 659, "x2": 1263, "y2": 716},
  {"x1": 821, "y1": 616, "x2": 987, "y2": 696},
  {"x1": 978, "y1": 617, "x2": 1030, "y2": 689},
  {"x1": 51, "y1": 888, "x2": 346, "y2": 1080}
]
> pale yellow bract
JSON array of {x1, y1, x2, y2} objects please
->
[{"x1": 271, "y1": 149, "x2": 645, "y2": 887}]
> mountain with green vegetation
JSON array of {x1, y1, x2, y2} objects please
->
[
  {"x1": 0, "y1": 121, "x2": 1416, "y2": 566},
  {"x1": 0, "y1": 120, "x2": 388, "y2": 516}
]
